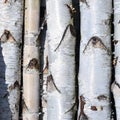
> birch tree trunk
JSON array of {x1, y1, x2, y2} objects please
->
[
  {"x1": 23, "y1": 0, "x2": 40, "y2": 120},
  {"x1": 111, "y1": 0, "x2": 120, "y2": 119},
  {"x1": 46, "y1": 0, "x2": 76, "y2": 119},
  {"x1": 78, "y1": 0, "x2": 112, "y2": 120},
  {"x1": 0, "y1": 1, "x2": 23, "y2": 120}
]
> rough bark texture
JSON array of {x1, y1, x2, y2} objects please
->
[
  {"x1": 111, "y1": 0, "x2": 120, "y2": 119},
  {"x1": 42, "y1": 39, "x2": 48, "y2": 120},
  {"x1": 78, "y1": 0, "x2": 112, "y2": 120},
  {"x1": 39, "y1": 1, "x2": 48, "y2": 119},
  {"x1": 46, "y1": 0, "x2": 76, "y2": 120},
  {"x1": 0, "y1": 1, "x2": 23, "y2": 120},
  {"x1": 22, "y1": 0, "x2": 40, "y2": 120}
]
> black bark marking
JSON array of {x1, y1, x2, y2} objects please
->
[
  {"x1": 27, "y1": 58, "x2": 39, "y2": 70},
  {"x1": 22, "y1": 99, "x2": 28, "y2": 110},
  {"x1": 37, "y1": 14, "x2": 47, "y2": 40},
  {"x1": 113, "y1": 40, "x2": 118, "y2": 45},
  {"x1": 54, "y1": 24, "x2": 70, "y2": 51},
  {"x1": 97, "y1": 95, "x2": 108, "y2": 101},
  {"x1": 14, "y1": 81, "x2": 19, "y2": 88},
  {"x1": 70, "y1": 24, "x2": 76, "y2": 37},
  {"x1": 54, "y1": 24, "x2": 76, "y2": 51},
  {"x1": 8, "y1": 81, "x2": 19, "y2": 91},
  {"x1": 64, "y1": 103, "x2": 76, "y2": 114},
  {"x1": 113, "y1": 56, "x2": 118, "y2": 66},
  {"x1": 54, "y1": 4, "x2": 76, "y2": 52},
  {"x1": 78, "y1": 96, "x2": 88, "y2": 120},
  {"x1": 47, "y1": 74, "x2": 61, "y2": 93},
  {"x1": 65, "y1": 4, "x2": 76, "y2": 36},
  {"x1": 80, "y1": 0, "x2": 89, "y2": 7},
  {"x1": 65, "y1": 4, "x2": 76, "y2": 18},
  {"x1": 114, "y1": 81, "x2": 120, "y2": 89},
  {"x1": 0, "y1": 30, "x2": 16, "y2": 43},
  {"x1": 83, "y1": 36, "x2": 110, "y2": 55},
  {"x1": 118, "y1": 20, "x2": 120, "y2": 24}
]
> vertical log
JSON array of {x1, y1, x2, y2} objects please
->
[
  {"x1": 46, "y1": 0, "x2": 76, "y2": 119},
  {"x1": 23, "y1": 0, "x2": 40, "y2": 120},
  {"x1": 0, "y1": 0, "x2": 23, "y2": 120},
  {"x1": 78, "y1": 0, "x2": 112, "y2": 119}
]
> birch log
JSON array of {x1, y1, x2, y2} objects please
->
[
  {"x1": 111, "y1": 0, "x2": 120, "y2": 119},
  {"x1": 46, "y1": 0, "x2": 76, "y2": 119},
  {"x1": 78, "y1": 0, "x2": 112, "y2": 120},
  {"x1": 22, "y1": 0, "x2": 40, "y2": 120},
  {"x1": 0, "y1": 1, "x2": 23, "y2": 120}
]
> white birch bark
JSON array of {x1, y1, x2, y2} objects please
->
[
  {"x1": 22, "y1": 0, "x2": 40, "y2": 120},
  {"x1": 46, "y1": 0, "x2": 76, "y2": 119},
  {"x1": 0, "y1": 1, "x2": 23, "y2": 120},
  {"x1": 78, "y1": 0, "x2": 112, "y2": 120},
  {"x1": 111, "y1": 0, "x2": 120, "y2": 119}
]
